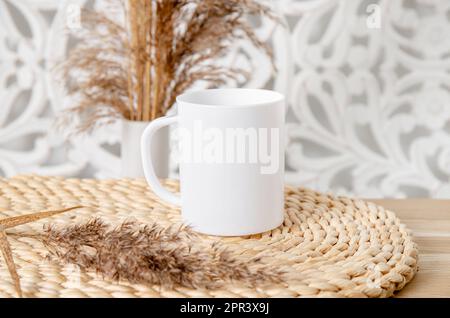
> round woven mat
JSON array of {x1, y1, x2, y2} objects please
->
[{"x1": 0, "y1": 175, "x2": 417, "y2": 298}]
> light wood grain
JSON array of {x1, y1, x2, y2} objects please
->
[{"x1": 371, "y1": 199, "x2": 450, "y2": 298}]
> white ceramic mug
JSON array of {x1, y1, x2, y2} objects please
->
[{"x1": 141, "y1": 88, "x2": 285, "y2": 236}]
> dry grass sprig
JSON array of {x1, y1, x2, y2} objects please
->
[
  {"x1": 0, "y1": 229, "x2": 22, "y2": 298},
  {"x1": 59, "y1": 0, "x2": 277, "y2": 133},
  {"x1": 38, "y1": 218, "x2": 283, "y2": 289},
  {"x1": 0, "y1": 206, "x2": 84, "y2": 297}
]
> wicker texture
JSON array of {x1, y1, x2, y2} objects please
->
[{"x1": 0, "y1": 175, "x2": 418, "y2": 298}]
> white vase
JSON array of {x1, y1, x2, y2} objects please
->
[{"x1": 121, "y1": 119, "x2": 169, "y2": 178}]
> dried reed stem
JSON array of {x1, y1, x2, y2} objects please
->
[
  {"x1": 0, "y1": 206, "x2": 84, "y2": 230},
  {"x1": 0, "y1": 206, "x2": 84, "y2": 297},
  {"x1": 0, "y1": 229, "x2": 22, "y2": 298}
]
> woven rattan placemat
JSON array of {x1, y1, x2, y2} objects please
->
[{"x1": 0, "y1": 175, "x2": 417, "y2": 298}]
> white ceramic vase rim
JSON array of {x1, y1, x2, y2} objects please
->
[{"x1": 122, "y1": 118, "x2": 152, "y2": 124}]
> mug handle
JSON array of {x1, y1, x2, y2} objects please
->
[{"x1": 141, "y1": 115, "x2": 181, "y2": 205}]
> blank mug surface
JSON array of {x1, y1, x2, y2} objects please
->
[
  {"x1": 177, "y1": 89, "x2": 285, "y2": 236},
  {"x1": 141, "y1": 88, "x2": 285, "y2": 236}
]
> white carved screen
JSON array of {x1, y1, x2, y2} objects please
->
[{"x1": 1, "y1": 0, "x2": 450, "y2": 198}]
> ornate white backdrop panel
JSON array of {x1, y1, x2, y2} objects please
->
[{"x1": 1, "y1": 0, "x2": 450, "y2": 198}]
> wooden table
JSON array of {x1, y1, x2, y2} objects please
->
[{"x1": 372, "y1": 199, "x2": 450, "y2": 298}]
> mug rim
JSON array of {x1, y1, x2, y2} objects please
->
[{"x1": 176, "y1": 88, "x2": 285, "y2": 109}]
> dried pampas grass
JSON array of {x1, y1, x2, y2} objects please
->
[
  {"x1": 38, "y1": 218, "x2": 283, "y2": 289},
  {"x1": 59, "y1": 0, "x2": 277, "y2": 133}
]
